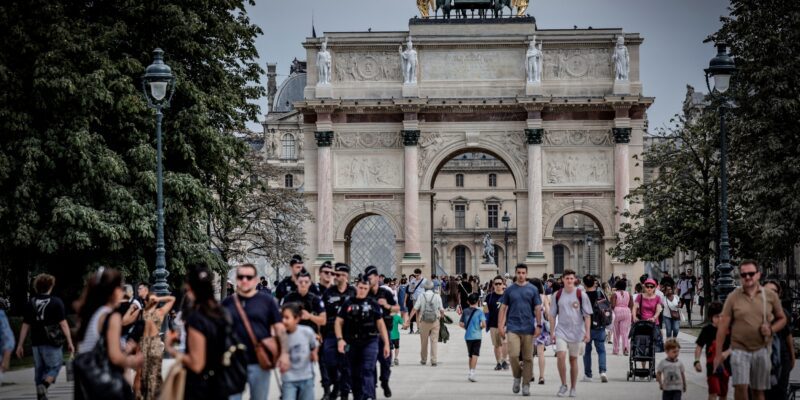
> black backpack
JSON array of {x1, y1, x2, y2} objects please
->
[
  {"x1": 215, "y1": 314, "x2": 248, "y2": 397},
  {"x1": 591, "y1": 290, "x2": 613, "y2": 329}
]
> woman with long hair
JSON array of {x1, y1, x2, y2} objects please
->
[
  {"x1": 165, "y1": 263, "x2": 228, "y2": 400},
  {"x1": 610, "y1": 279, "x2": 632, "y2": 356},
  {"x1": 138, "y1": 293, "x2": 175, "y2": 399},
  {"x1": 75, "y1": 267, "x2": 143, "y2": 400}
]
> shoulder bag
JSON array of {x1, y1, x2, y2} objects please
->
[
  {"x1": 232, "y1": 295, "x2": 280, "y2": 370},
  {"x1": 73, "y1": 312, "x2": 132, "y2": 400}
]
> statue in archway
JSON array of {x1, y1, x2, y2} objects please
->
[
  {"x1": 482, "y1": 233, "x2": 495, "y2": 264},
  {"x1": 317, "y1": 37, "x2": 331, "y2": 85}
]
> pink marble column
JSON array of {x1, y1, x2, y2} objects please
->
[
  {"x1": 613, "y1": 127, "x2": 632, "y2": 230},
  {"x1": 315, "y1": 131, "x2": 334, "y2": 261},
  {"x1": 525, "y1": 129, "x2": 544, "y2": 259},
  {"x1": 402, "y1": 130, "x2": 421, "y2": 260}
]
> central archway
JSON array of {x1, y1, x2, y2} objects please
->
[{"x1": 345, "y1": 214, "x2": 397, "y2": 277}]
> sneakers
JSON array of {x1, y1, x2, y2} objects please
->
[
  {"x1": 420, "y1": 360, "x2": 426, "y2": 365},
  {"x1": 381, "y1": 382, "x2": 392, "y2": 398},
  {"x1": 501, "y1": 360, "x2": 509, "y2": 370},
  {"x1": 468, "y1": 371, "x2": 477, "y2": 382},
  {"x1": 557, "y1": 384, "x2": 568, "y2": 397},
  {"x1": 512, "y1": 378, "x2": 521, "y2": 394},
  {"x1": 494, "y1": 363, "x2": 503, "y2": 371},
  {"x1": 393, "y1": 358, "x2": 399, "y2": 366},
  {"x1": 522, "y1": 384, "x2": 531, "y2": 396},
  {"x1": 581, "y1": 375, "x2": 592, "y2": 382},
  {"x1": 600, "y1": 372, "x2": 608, "y2": 383},
  {"x1": 569, "y1": 388, "x2": 577, "y2": 397},
  {"x1": 431, "y1": 362, "x2": 438, "y2": 367}
]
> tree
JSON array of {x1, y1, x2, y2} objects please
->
[
  {"x1": 711, "y1": 0, "x2": 800, "y2": 269},
  {"x1": 0, "y1": 0, "x2": 264, "y2": 309}
]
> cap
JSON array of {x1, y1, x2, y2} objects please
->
[
  {"x1": 644, "y1": 278, "x2": 658, "y2": 286},
  {"x1": 334, "y1": 263, "x2": 351, "y2": 273},
  {"x1": 364, "y1": 265, "x2": 379, "y2": 277}
]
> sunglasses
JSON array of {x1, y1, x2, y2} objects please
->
[
  {"x1": 320, "y1": 270, "x2": 333, "y2": 275},
  {"x1": 740, "y1": 271, "x2": 757, "y2": 278},
  {"x1": 237, "y1": 275, "x2": 255, "y2": 281},
  {"x1": 494, "y1": 282, "x2": 503, "y2": 286},
  {"x1": 644, "y1": 285, "x2": 655, "y2": 289}
]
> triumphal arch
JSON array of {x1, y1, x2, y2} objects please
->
[{"x1": 293, "y1": 12, "x2": 651, "y2": 279}]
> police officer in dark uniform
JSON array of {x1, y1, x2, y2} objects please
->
[
  {"x1": 322, "y1": 263, "x2": 356, "y2": 400},
  {"x1": 280, "y1": 268, "x2": 326, "y2": 332},
  {"x1": 275, "y1": 256, "x2": 320, "y2": 301},
  {"x1": 313, "y1": 261, "x2": 335, "y2": 398},
  {"x1": 365, "y1": 265, "x2": 398, "y2": 398},
  {"x1": 335, "y1": 274, "x2": 391, "y2": 400},
  {"x1": 316, "y1": 261, "x2": 334, "y2": 294}
]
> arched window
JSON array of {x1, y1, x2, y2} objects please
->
[
  {"x1": 284, "y1": 174, "x2": 294, "y2": 188},
  {"x1": 455, "y1": 173, "x2": 464, "y2": 187},
  {"x1": 488, "y1": 173, "x2": 497, "y2": 187},
  {"x1": 553, "y1": 245, "x2": 565, "y2": 275},
  {"x1": 281, "y1": 133, "x2": 296, "y2": 160},
  {"x1": 455, "y1": 246, "x2": 467, "y2": 275}
]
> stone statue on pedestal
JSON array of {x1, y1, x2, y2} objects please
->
[
  {"x1": 612, "y1": 36, "x2": 629, "y2": 81},
  {"x1": 317, "y1": 37, "x2": 331, "y2": 85},
  {"x1": 482, "y1": 233, "x2": 495, "y2": 264},
  {"x1": 399, "y1": 36, "x2": 418, "y2": 85},
  {"x1": 526, "y1": 37, "x2": 542, "y2": 83}
]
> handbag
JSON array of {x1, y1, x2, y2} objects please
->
[
  {"x1": 44, "y1": 323, "x2": 66, "y2": 347},
  {"x1": 232, "y1": 295, "x2": 280, "y2": 370},
  {"x1": 159, "y1": 360, "x2": 186, "y2": 400},
  {"x1": 73, "y1": 312, "x2": 132, "y2": 400}
]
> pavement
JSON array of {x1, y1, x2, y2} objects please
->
[{"x1": 1, "y1": 310, "x2": 797, "y2": 400}]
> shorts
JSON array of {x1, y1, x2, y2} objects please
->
[
  {"x1": 730, "y1": 348, "x2": 771, "y2": 391},
  {"x1": 390, "y1": 339, "x2": 400, "y2": 350},
  {"x1": 466, "y1": 339, "x2": 481, "y2": 357},
  {"x1": 555, "y1": 337, "x2": 584, "y2": 357},
  {"x1": 707, "y1": 374, "x2": 729, "y2": 396},
  {"x1": 489, "y1": 328, "x2": 505, "y2": 347}
]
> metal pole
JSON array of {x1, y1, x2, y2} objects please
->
[
  {"x1": 716, "y1": 105, "x2": 735, "y2": 302},
  {"x1": 153, "y1": 106, "x2": 169, "y2": 296},
  {"x1": 504, "y1": 226, "x2": 509, "y2": 274}
]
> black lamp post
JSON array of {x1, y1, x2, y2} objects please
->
[
  {"x1": 502, "y1": 211, "x2": 511, "y2": 274},
  {"x1": 142, "y1": 48, "x2": 177, "y2": 296},
  {"x1": 704, "y1": 43, "x2": 736, "y2": 302},
  {"x1": 272, "y1": 216, "x2": 283, "y2": 281}
]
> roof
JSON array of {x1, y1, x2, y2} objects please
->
[{"x1": 273, "y1": 73, "x2": 306, "y2": 113}]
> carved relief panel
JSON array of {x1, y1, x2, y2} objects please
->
[
  {"x1": 542, "y1": 149, "x2": 614, "y2": 187},
  {"x1": 543, "y1": 49, "x2": 612, "y2": 80},
  {"x1": 334, "y1": 152, "x2": 404, "y2": 189},
  {"x1": 334, "y1": 52, "x2": 403, "y2": 82},
  {"x1": 420, "y1": 49, "x2": 525, "y2": 81},
  {"x1": 333, "y1": 132, "x2": 402, "y2": 149},
  {"x1": 543, "y1": 130, "x2": 613, "y2": 146}
]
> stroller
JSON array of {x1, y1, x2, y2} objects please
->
[{"x1": 627, "y1": 320, "x2": 657, "y2": 381}]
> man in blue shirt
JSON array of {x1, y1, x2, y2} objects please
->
[{"x1": 498, "y1": 264, "x2": 543, "y2": 397}]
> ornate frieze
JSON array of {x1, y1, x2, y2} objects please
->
[
  {"x1": 543, "y1": 130, "x2": 613, "y2": 146},
  {"x1": 420, "y1": 49, "x2": 525, "y2": 81},
  {"x1": 418, "y1": 131, "x2": 463, "y2": 178},
  {"x1": 542, "y1": 149, "x2": 613, "y2": 187},
  {"x1": 334, "y1": 52, "x2": 403, "y2": 82},
  {"x1": 332, "y1": 132, "x2": 402, "y2": 149},
  {"x1": 482, "y1": 131, "x2": 528, "y2": 175},
  {"x1": 334, "y1": 153, "x2": 403, "y2": 189},
  {"x1": 543, "y1": 49, "x2": 612, "y2": 80}
]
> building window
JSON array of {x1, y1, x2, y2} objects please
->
[
  {"x1": 455, "y1": 246, "x2": 467, "y2": 275},
  {"x1": 555, "y1": 216, "x2": 564, "y2": 228},
  {"x1": 487, "y1": 204, "x2": 498, "y2": 228},
  {"x1": 281, "y1": 133, "x2": 296, "y2": 160},
  {"x1": 455, "y1": 205, "x2": 465, "y2": 229},
  {"x1": 488, "y1": 173, "x2": 497, "y2": 187},
  {"x1": 284, "y1": 174, "x2": 293, "y2": 188},
  {"x1": 455, "y1": 174, "x2": 464, "y2": 187},
  {"x1": 553, "y1": 245, "x2": 565, "y2": 275}
]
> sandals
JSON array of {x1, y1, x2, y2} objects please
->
[{"x1": 539, "y1": 377, "x2": 545, "y2": 385}]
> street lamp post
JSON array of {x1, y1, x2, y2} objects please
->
[
  {"x1": 272, "y1": 217, "x2": 283, "y2": 282},
  {"x1": 704, "y1": 43, "x2": 736, "y2": 302},
  {"x1": 502, "y1": 211, "x2": 511, "y2": 274},
  {"x1": 142, "y1": 48, "x2": 177, "y2": 296}
]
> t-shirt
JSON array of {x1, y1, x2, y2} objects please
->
[
  {"x1": 549, "y1": 288, "x2": 593, "y2": 343},
  {"x1": 222, "y1": 291, "x2": 282, "y2": 364},
  {"x1": 23, "y1": 294, "x2": 66, "y2": 346},
  {"x1": 322, "y1": 285, "x2": 356, "y2": 337},
  {"x1": 281, "y1": 291, "x2": 325, "y2": 332},
  {"x1": 499, "y1": 282, "x2": 542, "y2": 334},
  {"x1": 656, "y1": 358, "x2": 685, "y2": 391},
  {"x1": 695, "y1": 324, "x2": 731, "y2": 377},
  {"x1": 458, "y1": 281, "x2": 473, "y2": 308},
  {"x1": 484, "y1": 291, "x2": 504, "y2": 329},
  {"x1": 185, "y1": 310, "x2": 226, "y2": 400},
  {"x1": 460, "y1": 307, "x2": 486, "y2": 341},
  {"x1": 368, "y1": 286, "x2": 397, "y2": 333},
  {"x1": 337, "y1": 297, "x2": 383, "y2": 344},
  {"x1": 721, "y1": 286, "x2": 781, "y2": 351},
  {"x1": 283, "y1": 325, "x2": 317, "y2": 382},
  {"x1": 390, "y1": 314, "x2": 403, "y2": 340}
]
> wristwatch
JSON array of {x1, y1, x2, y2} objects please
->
[
  {"x1": 337, "y1": 337, "x2": 344, "y2": 342},
  {"x1": 536, "y1": 324, "x2": 543, "y2": 328}
]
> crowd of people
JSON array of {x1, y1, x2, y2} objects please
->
[{"x1": 0, "y1": 258, "x2": 796, "y2": 400}]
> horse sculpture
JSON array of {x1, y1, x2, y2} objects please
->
[
  {"x1": 492, "y1": 0, "x2": 512, "y2": 17},
  {"x1": 434, "y1": 0, "x2": 452, "y2": 19},
  {"x1": 434, "y1": 0, "x2": 513, "y2": 19}
]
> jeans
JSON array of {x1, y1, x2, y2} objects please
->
[
  {"x1": 282, "y1": 378, "x2": 315, "y2": 400},
  {"x1": 349, "y1": 338, "x2": 379, "y2": 400},
  {"x1": 377, "y1": 336, "x2": 392, "y2": 384},
  {"x1": 663, "y1": 316, "x2": 680, "y2": 338},
  {"x1": 583, "y1": 328, "x2": 607, "y2": 377},
  {"x1": 32, "y1": 345, "x2": 63, "y2": 385},
  {"x1": 322, "y1": 334, "x2": 351, "y2": 397},
  {"x1": 229, "y1": 364, "x2": 272, "y2": 400}
]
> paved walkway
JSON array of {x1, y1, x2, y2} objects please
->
[{"x1": 1, "y1": 311, "x2": 797, "y2": 399}]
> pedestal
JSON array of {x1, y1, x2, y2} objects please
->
[
  {"x1": 525, "y1": 82, "x2": 544, "y2": 96},
  {"x1": 613, "y1": 80, "x2": 631, "y2": 95},
  {"x1": 479, "y1": 262, "x2": 500, "y2": 284},
  {"x1": 402, "y1": 83, "x2": 419, "y2": 98},
  {"x1": 525, "y1": 255, "x2": 547, "y2": 278},
  {"x1": 399, "y1": 259, "x2": 426, "y2": 279},
  {"x1": 316, "y1": 84, "x2": 333, "y2": 98}
]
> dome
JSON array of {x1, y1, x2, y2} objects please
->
[{"x1": 272, "y1": 73, "x2": 306, "y2": 113}]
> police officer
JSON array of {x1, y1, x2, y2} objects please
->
[
  {"x1": 365, "y1": 265, "x2": 398, "y2": 398},
  {"x1": 280, "y1": 268, "x2": 326, "y2": 333},
  {"x1": 335, "y1": 274, "x2": 391, "y2": 400},
  {"x1": 322, "y1": 263, "x2": 356, "y2": 400},
  {"x1": 275, "y1": 256, "x2": 320, "y2": 301}
]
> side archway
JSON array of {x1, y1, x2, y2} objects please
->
[
  {"x1": 343, "y1": 213, "x2": 399, "y2": 277},
  {"x1": 420, "y1": 141, "x2": 526, "y2": 190},
  {"x1": 544, "y1": 205, "x2": 613, "y2": 239}
]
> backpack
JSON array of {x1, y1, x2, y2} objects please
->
[
  {"x1": 420, "y1": 292, "x2": 439, "y2": 323},
  {"x1": 591, "y1": 290, "x2": 613, "y2": 329},
  {"x1": 216, "y1": 314, "x2": 248, "y2": 397}
]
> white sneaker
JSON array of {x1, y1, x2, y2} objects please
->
[
  {"x1": 581, "y1": 375, "x2": 592, "y2": 382},
  {"x1": 468, "y1": 372, "x2": 477, "y2": 382},
  {"x1": 569, "y1": 388, "x2": 577, "y2": 397},
  {"x1": 522, "y1": 384, "x2": 530, "y2": 396},
  {"x1": 557, "y1": 384, "x2": 568, "y2": 397},
  {"x1": 513, "y1": 378, "x2": 521, "y2": 394},
  {"x1": 600, "y1": 372, "x2": 608, "y2": 383}
]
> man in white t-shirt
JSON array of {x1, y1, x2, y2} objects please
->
[{"x1": 549, "y1": 269, "x2": 593, "y2": 398}]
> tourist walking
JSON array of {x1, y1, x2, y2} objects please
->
[
  {"x1": 656, "y1": 339, "x2": 686, "y2": 400},
  {"x1": 321, "y1": 263, "x2": 356, "y2": 400},
  {"x1": 677, "y1": 271, "x2": 696, "y2": 327},
  {"x1": 16, "y1": 274, "x2": 75, "y2": 400},
  {"x1": 404, "y1": 278, "x2": 444, "y2": 366},
  {"x1": 223, "y1": 263, "x2": 289, "y2": 400},
  {"x1": 713, "y1": 260, "x2": 787, "y2": 400},
  {"x1": 456, "y1": 273, "x2": 473, "y2": 314},
  {"x1": 138, "y1": 293, "x2": 175, "y2": 399},
  {"x1": 0, "y1": 298, "x2": 15, "y2": 386},
  {"x1": 280, "y1": 303, "x2": 319, "y2": 400},
  {"x1": 366, "y1": 266, "x2": 398, "y2": 397},
  {"x1": 610, "y1": 279, "x2": 632, "y2": 356},
  {"x1": 601, "y1": 281, "x2": 613, "y2": 344},
  {"x1": 549, "y1": 269, "x2": 592, "y2": 398},
  {"x1": 484, "y1": 275, "x2": 508, "y2": 371},
  {"x1": 581, "y1": 275, "x2": 608, "y2": 383},
  {"x1": 763, "y1": 280, "x2": 796, "y2": 400},
  {"x1": 693, "y1": 301, "x2": 730, "y2": 400},
  {"x1": 460, "y1": 293, "x2": 486, "y2": 382},
  {"x1": 529, "y1": 278, "x2": 550, "y2": 385},
  {"x1": 390, "y1": 310, "x2": 403, "y2": 365},
  {"x1": 497, "y1": 264, "x2": 543, "y2": 397},
  {"x1": 335, "y1": 274, "x2": 391, "y2": 400},
  {"x1": 74, "y1": 267, "x2": 143, "y2": 400},
  {"x1": 662, "y1": 285, "x2": 681, "y2": 339}
]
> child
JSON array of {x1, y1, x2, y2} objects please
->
[
  {"x1": 656, "y1": 339, "x2": 686, "y2": 400},
  {"x1": 459, "y1": 293, "x2": 486, "y2": 382},
  {"x1": 391, "y1": 311, "x2": 403, "y2": 366},
  {"x1": 693, "y1": 302, "x2": 730, "y2": 400},
  {"x1": 281, "y1": 303, "x2": 319, "y2": 400}
]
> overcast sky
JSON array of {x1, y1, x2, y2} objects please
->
[{"x1": 246, "y1": 0, "x2": 729, "y2": 133}]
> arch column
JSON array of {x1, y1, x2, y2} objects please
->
[
  {"x1": 314, "y1": 130, "x2": 334, "y2": 262},
  {"x1": 399, "y1": 113, "x2": 426, "y2": 276},
  {"x1": 524, "y1": 126, "x2": 547, "y2": 276}
]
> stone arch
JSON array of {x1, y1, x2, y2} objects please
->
[
  {"x1": 544, "y1": 204, "x2": 613, "y2": 239},
  {"x1": 342, "y1": 213, "x2": 400, "y2": 277},
  {"x1": 421, "y1": 141, "x2": 526, "y2": 190},
  {"x1": 335, "y1": 208, "x2": 403, "y2": 242}
]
